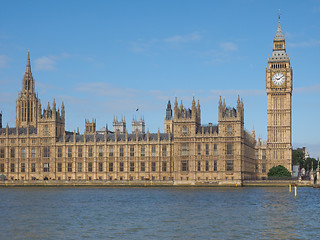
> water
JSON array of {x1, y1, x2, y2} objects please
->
[{"x1": 1, "y1": 187, "x2": 320, "y2": 239}]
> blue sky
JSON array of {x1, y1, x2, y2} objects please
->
[{"x1": 0, "y1": 0, "x2": 320, "y2": 158}]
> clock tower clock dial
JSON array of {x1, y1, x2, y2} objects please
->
[
  {"x1": 272, "y1": 72, "x2": 285, "y2": 86},
  {"x1": 266, "y1": 12, "x2": 293, "y2": 174}
]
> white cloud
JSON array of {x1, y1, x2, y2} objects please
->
[
  {"x1": 129, "y1": 32, "x2": 203, "y2": 53},
  {"x1": 34, "y1": 53, "x2": 71, "y2": 71},
  {"x1": 287, "y1": 39, "x2": 320, "y2": 48},
  {"x1": 294, "y1": 84, "x2": 320, "y2": 94},
  {"x1": 220, "y1": 42, "x2": 237, "y2": 51},
  {"x1": 312, "y1": 5, "x2": 320, "y2": 13},
  {"x1": 164, "y1": 32, "x2": 202, "y2": 43},
  {"x1": 34, "y1": 56, "x2": 56, "y2": 71},
  {"x1": 0, "y1": 54, "x2": 8, "y2": 68}
]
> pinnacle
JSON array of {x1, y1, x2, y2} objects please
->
[{"x1": 274, "y1": 10, "x2": 285, "y2": 41}]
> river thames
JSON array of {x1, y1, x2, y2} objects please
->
[{"x1": 1, "y1": 187, "x2": 319, "y2": 239}]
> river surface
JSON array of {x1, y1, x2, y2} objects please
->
[{"x1": 0, "y1": 187, "x2": 319, "y2": 239}]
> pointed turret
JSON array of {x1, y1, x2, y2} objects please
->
[
  {"x1": 52, "y1": 99, "x2": 56, "y2": 112},
  {"x1": 269, "y1": 10, "x2": 289, "y2": 62},
  {"x1": 174, "y1": 97, "x2": 179, "y2": 118},
  {"x1": 197, "y1": 99, "x2": 201, "y2": 124},
  {"x1": 61, "y1": 102, "x2": 65, "y2": 120},
  {"x1": 165, "y1": 100, "x2": 172, "y2": 120},
  {"x1": 26, "y1": 50, "x2": 31, "y2": 73},
  {"x1": 22, "y1": 51, "x2": 35, "y2": 92},
  {"x1": 274, "y1": 10, "x2": 285, "y2": 41}
]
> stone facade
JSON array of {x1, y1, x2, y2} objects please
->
[
  {"x1": 266, "y1": 14, "x2": 293, "y2": 172},
  {"x1": 0, "y1": 17, "x2": 293, "y2": 183}
]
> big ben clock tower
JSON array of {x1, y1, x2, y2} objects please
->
[{"x1": 266, "y1": 13, "x2": 293, "y2": 172}]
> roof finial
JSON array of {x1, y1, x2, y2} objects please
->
[
  {"x1": 274, "y1": 9, "x2": 284, "y2": 41},
  {"x1": 26, "y1": 50, "x2": 31, "y2": 73}
]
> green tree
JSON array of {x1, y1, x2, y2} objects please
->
[
  {"x1": 292, "y1": 150, "x2": 304, "y2": 169},
  {"x1": 304, "y1": 157, "x2": 317, "y2": 172},
  {"x1": 268, "y1": 165, "x2": 292, "y2": 177}
]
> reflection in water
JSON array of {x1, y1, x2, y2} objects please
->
[{"x1": 0, "y1": 187, "x2": 320, "y2": 239}]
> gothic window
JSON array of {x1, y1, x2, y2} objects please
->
[
  {"x1": 226, "y1": 144, "x2": 234, "y2": 155},
  {"x1": 140, "y1": 162, "x2": 145, "y2": 172},
  {"x1": 0, "y1": 148, "x2": 5, "y2": 159},
  {"x1": 151, "y1": 162, "x2": 156, "y2": 172},
  {"x1": 130, "y1": 146, "x2": 134, "y2": 157},
  {"x1": 205, "y1": 161, "x2": 209, "y2": 171},
  {"x1": 87, "y1": 147, "x2": 92, "y2": 158},
  {"x1": 88, "y1": 162, "x2": 93, "y2": 172},
  {"x1": 141, "y1": 146, "x2": 145, "y2": 157},
  {"x1": 182, "y1": 126, "x2": 187, "y2": 135},
  {"x1": 0, "y1": 163, "x2": 4, "y2": 172},
  {"x1": 43, "y1": 163, "x2": 50, "y2": 172},
  {"x1": 21, "y1": 163, "x2": 25, "y2": 172},
  {"x1": 68, "y1": 163, "x2": 72, "y2": 172},
  {"x1": 226, "y1": 160, "x2": 234, "y2": 171},
  {"x1": 57, "y1": 147, "x2": 62, "y2": 158},
  {"x1": 78, "y1": 147, "x2": 83, "y2": 158},
  {"x1": 205, "y1": 144, "x2": 209, "y2": 155},
  {"x1": 31, "y1": 163, "x2": 36, "y2": 172},
  {"x1": 43, "y1": 147, "x2": 50, "y2": 158},
  {"x1": 44, "y1": 125, "x2": 49, "y2": 136},
  {"x1": 181, "y1": 160, "x2": 189, "y2": 171},
  {"x1": 227, "y1": 125, "x2": 232, "y2": 134},
  {"x1": 214, "y1": 160, "x2": 217, "y2": 171},
  {"x1": 151, "y1": 146, "x2": 156, "y2": 157},
  {"x1": 162, "y1": 146, "x2": 167, "y2": 157},
  {"x1": 21, "y1": 148, "x2": 26, "y2": 159},
  {"x1": 262, "y1": 150, "x2": 266, "y2": 160},
  {"x1": 99, "y1": 162, "x2": 103, "y2": 172},
  {"x1": 130, "y1": 162, "x2": 134, "y2": 172},
  {"x1": 119, "y1": 147, "x2": 124, "y2": 157},
  {"x1": 109, "y1": 146, "x2": 113, "y2": 157},
  {"x1": 68, "y1": 147, "x2": 72, "y2": 158},
  {"x1": 78, "y1": 163, "x2": 82, "y2": 172},
  {"x1": 262, "y1": 164, "x2": 266, "y2": 173},
  {"x1": 109, "y1": 162, "x2": 113, "y2": 172},
  {"x1": 98, "y1": 146, "x2": 103, "y2": 157},
  {"x1": 57, "y1": 163, "x2": 62, "y2": 172},
  {"x1": 214, "y1": 144, "x2": 218, "y2": 155},
  {"x1": 181, "y1": 144, "x2": 189, "y2": 156},
  {"x1": 197, "y1": 161, "x2": 201, "y2": 171},
  {"x1": 119, "y1": 162, "x2": 124, "y2": 172},
  {"x1": 10, "y1": 163, "x2": 15, "y2": 172},
  {"x1": 197, "y1": 144, "x2": 201, "y2": 155},
  {"x1": 162, "y1": 162, "x2": 167, "y2": 172},
  {"x1": 11, "y1": 148, "x2": 15, "y2": 158}
]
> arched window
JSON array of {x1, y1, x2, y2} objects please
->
[
  {"x1": 182, "y1": 126, "x2": 187, "y2": 135},
  {"x1": 227, "y1": 125, "x2": 232, "y2": 134}
]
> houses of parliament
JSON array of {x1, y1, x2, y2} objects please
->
[{"x1": 0, "y1": 16, "x2": 292, "y2": 184}]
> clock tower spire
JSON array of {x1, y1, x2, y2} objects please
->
[{"x1": 266, "y1": 11, "x2": 293, "y2": 173}]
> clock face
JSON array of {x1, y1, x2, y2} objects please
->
[{"x1": 272, "y1": 72, "x2": 285, "y2": 86}]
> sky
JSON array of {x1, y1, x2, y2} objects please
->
[{"x1": 0, "y1": 0, "x2": 320, "y2": 158}]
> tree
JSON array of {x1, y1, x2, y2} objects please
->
[
  {"x1": 292, "y1": 150, "x2": 304, "y2": 169},
  {"x1": 268, "y1": 165, "x2": 292, "y2": 177}
]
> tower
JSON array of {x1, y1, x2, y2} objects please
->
[
  {"x1": 85, "y1": 119, "x2": 96, "y2": 134},
  {"x1": 132, "y1": 116, "x2": 145, "y2": 134},
  {"x1": 266, "y1": 12, "x2": 293, "y2": 172},
  {"x1": 164, "y1": 100, "x2": 173, "y2": 133},
  {"x1": 15, "y1": 51, "x2": 40, "y2": 128},
  {"x1": 113, "y1": 116, "x2": 126, "y2": 134}
]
